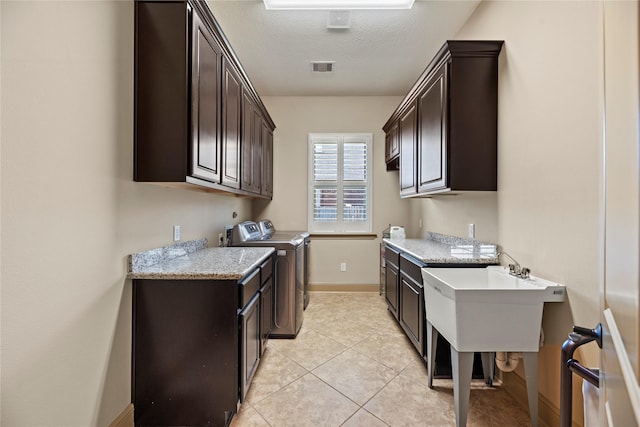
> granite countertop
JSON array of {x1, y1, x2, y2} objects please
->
[
  {"x1": 127, "y1": 238, "x2": 275, "y2": 280},
  {"x1": 383, "y1": 232, "x2": 499, "y2": 265}
]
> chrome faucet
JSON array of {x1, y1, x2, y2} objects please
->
[{"x1": 499, "y1": 251, "x2": 530, "y2": 279}]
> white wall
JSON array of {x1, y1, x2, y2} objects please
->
[
  {"x1": 410, "y1": 1, "x2": 602, "y2": 421},
  {"x1": 254, "y1": 96, "x2": 410, "y2": 286},
  {"x1": 405, "y1": 192, "x2": 498, "y2": 242},
  {"x1": 1, "y1": 2, "x2": 252, "y2": 425}
]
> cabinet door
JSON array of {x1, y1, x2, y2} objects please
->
[
  {"x1": 385, "y1": 121, "x2": 399, "y2": 162},
  {"x1": 240, "y1": 293, "x2": 260, "y2": 402},
  {"x1": 261, "y1": 123, "x2": 273, "y2": 198},
  {"x1": 418, "y1": 63, "x2": 448, "y2": 193},
  {"x1": 190, "y1": 9, "x2": 222, "y2": 183},
  {"x1": 399, "y1": 272, "x2": 424, "y2": 355},
  {"x1": 241, "y1": 90, "x2": 261, "y2": 193},
  {"x1": 253, "y1": 110, "x2": 263, "y2": 193},
  {"x1": 222, "y1": 58, "x2": 241, "y2": 189},
  {"x1": 260, "y1": 277, "x2": 273, "y2": 354},
  {"x1": 390, "y1": 123, "x2": 399, "y2": 159},
  {"x1": 399, "y1": 102, "x2": 417, "y2": 197},
  {"x1": 132, "y1": 279, "x2": 238, "y2": 427},
  {"x1": 399, "y1": 253, "x2": 426, "y2": 356},
  {"x1": 385, "y1": 261, "x2": 400, "y2": 320}
]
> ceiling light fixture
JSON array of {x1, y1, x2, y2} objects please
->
[{"x1": 263, "y1": 0, "x2": 414, "y2": 10}]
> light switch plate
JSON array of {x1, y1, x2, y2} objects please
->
[{"x1": 173, "y1": 225, "x2": 181, "y2": 242}]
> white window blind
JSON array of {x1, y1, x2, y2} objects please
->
[{"x1": 308, "y1": 133, "x2": 372, "y2": 233}]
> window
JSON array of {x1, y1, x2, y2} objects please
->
[{"x1": 308, "y1": 133, "x2": 372, "y2": 233}]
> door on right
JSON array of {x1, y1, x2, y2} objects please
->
[{"x1": 601, "y1": 1, "x2": 640, "y2": 425}]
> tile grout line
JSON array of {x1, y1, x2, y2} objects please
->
[{"x1": 307, "y1": 301, "x2": 407, "y2": 427}]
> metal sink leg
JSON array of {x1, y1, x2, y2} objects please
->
[
  {"x1": 522, "y1": 352, "x2": 539, "y2": 427},
  {"x1": 451, "y1": 348, "x2": 474, "y2": 427}
]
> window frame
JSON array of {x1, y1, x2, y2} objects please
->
[{"x1": 307, "y1": 133, "x2": 373, "y2": 234}]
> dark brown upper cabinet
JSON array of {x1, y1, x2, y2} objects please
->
[
  {"x1": 385, "y1": 120, "x2": 400, "y2": 170},
  {"x1": 383, "y1": 40, "x2": 503, "y2": 197},
  {"x1": 191, "y1": 8, "x2": 222, "y2": 183},
  {"x1": 134, "y1": 0, "x2": 275, "y2": 199},
  {"x1": 222, "y1": 58, "x2": 242, "y2": 189},
  {"x1": 261, "y1": 124, "x2": 274, "y2": 199},
  {"x1": 399, "y1": 102, "x2": 418, "y2": 198},
  {"x1": 418, "y1": 61, "x2": 447, "y2": 194},
  {"x1": 241, "y1": 90, "x2": 263, "y2": 194}
]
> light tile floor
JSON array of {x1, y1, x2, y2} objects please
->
[{"x1": 231, "y1": 292, "x2": 532, "y2": 427}]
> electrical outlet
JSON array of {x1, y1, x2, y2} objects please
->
[
  {"x1": 173, "y1": 225, "x2": 181, "y2": 242},
  {"x1": 224, "y1": 225, "x2": 234, "y2": 246},
  {"x1": 340, "y1": 262, "x2": 347, "y2": 272},
  {"x1": 468, "y1": 223, "x2": 475, "y2": 239},
  {"x1": 418, "y1": 218, "x2": 423, "y2": 228}
]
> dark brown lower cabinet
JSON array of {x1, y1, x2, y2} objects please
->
[
  {"x1": 384, "y1": 245, "x2": 487, "y2": 378},
  {"x1": 384, "y1": 246, "x2": 400, "y2": 320},
  {"x1": 132, "y1": 279, "x2": 238, "y2": 427},
  {"x1": 260, "y1": 276, "x2": 273, "y2": 354},
  {"x1": 132, "y1": 256, "x2": 274, "y2": 427},
  {"x1": 399, "y1": 253, "x2": 424, "y2": 352},
  {"x1": 240, "y1": 293, "x2": 260, "y2": 402}
]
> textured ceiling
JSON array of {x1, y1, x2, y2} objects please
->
[{"x1": 207, "y1": 0, "x2": 481, "y2": 96}]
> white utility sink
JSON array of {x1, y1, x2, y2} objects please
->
[
  {"x1": 421, "y1": 266, "x2": 566, "y2": 427},
  {"x1": 421, "y1": 265, "x2": 566, "y2": 352}
]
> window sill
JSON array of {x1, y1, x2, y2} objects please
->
[{"x1": 309, "y1": 233, "x2": 378, "y2": 240}]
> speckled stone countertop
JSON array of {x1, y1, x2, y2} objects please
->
[
  {"x1": 127, "y1": 238, "x2": 275, "y2": 280},
  {"x1": 383, "y1": 232, "x2": 499, "y2": 265}
]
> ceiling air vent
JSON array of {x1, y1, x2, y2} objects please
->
[{"x1": 311, "y1": 61, "x2": 335, "y2": 73}]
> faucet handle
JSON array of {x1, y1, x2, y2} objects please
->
[
  {"x1": 520, "y1": 268, "x2": 530, "y2": 279},
  {"x1": 509, "y1": 263, "x2": 520, "y2": 275}
]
